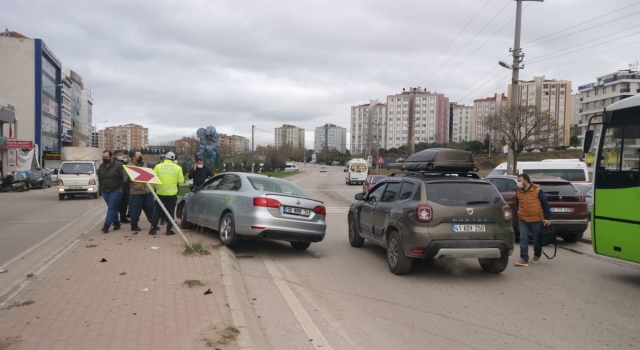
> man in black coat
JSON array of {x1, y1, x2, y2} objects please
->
[{"x1": 188, "y1": 157, "x2": 214, "y2": 189}]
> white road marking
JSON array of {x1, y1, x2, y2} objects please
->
[
  {"x1": 260, "y1": 248, "x2": 333, "y2": 350},
  {"x1": 292, "y1": 175, "x2": 310, "y2": 183}
]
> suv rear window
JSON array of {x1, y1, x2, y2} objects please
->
[
  {"x1": 535, "y1": 182, "x2": 581, "y2": 201},
  {"x1": 426, "y1": 182, "x2": 502, "y2": 207}
]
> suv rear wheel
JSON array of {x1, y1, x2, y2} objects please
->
[
  {"x1": 561, "y1": 232, "x2": 582, "y2": 243},
  {"x1": 348, "y1": 215, "x2": 364, "y2": 247},
  {"x1": 387, "y1": 231, "x2": 412, "y2": 275},
  {"x1": 478, "y1": 255, "x2": 509, "y2": 274}
]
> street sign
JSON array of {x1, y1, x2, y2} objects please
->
[
  {"x1": 124, "y1": 166, "x2": 162, "y2": 184},
  {"x1": 4, "y1": 140, "x2": 33, "y2": 148},
  {"x1": 377, "y1": 156, "x2": 385, "y2": 165}
]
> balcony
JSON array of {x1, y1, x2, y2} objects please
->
[
  {"x1": 620, "y1": 88, "x2": 631, "y2": 93},
  {"x1": 602, "y1": 75, "x2": 640, "y2": 84},
  {"x1": 579, "y1": 83, "x2": 595, "y2": 90}
]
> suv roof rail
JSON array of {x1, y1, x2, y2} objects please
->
[{"x1": 388, "y1": 170, "x2": 481, "y2": 179}]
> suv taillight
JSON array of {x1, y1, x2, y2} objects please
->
[
  {"x1": 415, "y1": 205, "x2": 433, "y2": 223},
  {"x1": 313, "y1": 206, "x2": 326, "y2": 215},
  {"x1": 578, "y1": 195, "x2": 586, "y2": 202},
  {"x1": 502, "y1": 205, "x2": 513, "y2": 222},
  {"x1": 253, "y1": 197, "x2": 281, "y2": 208}
]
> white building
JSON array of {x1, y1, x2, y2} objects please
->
[
  {"x1": 274, "y1": 124, "x2": 305, "y2": 151},
  {"x1": 474, "y1": 93, "x2": 507, "y2": 144},
  {"x1": 350, "y1": 100, "x2": 386, "y2": 155},
  {"x1": 314, "y1": 123, "x2": 347, "y2": 154},
  {"x1": 450, "y1": 104, "x2": 475, "y2": 143}
]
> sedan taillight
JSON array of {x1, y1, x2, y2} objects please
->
[
  {"x1": 415, "y1": 205, "x2": 433, "y2": 223},
  {"x1": 313, "y1": 206, "x2": 326, "y2": 215},
  {"x1": 502, "y1": 205, "x2": 513, "y2": 222},
  {"x1": 253, "y1": 197, "x2": 281, "y2": 208}
]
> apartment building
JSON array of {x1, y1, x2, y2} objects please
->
[
  {"x1": 474, "y1": 93, "x2": 507, "y2": 145},
  {"x1": 571, "y1": 93, "x2": 581, "y2": 127},
  {"x1": 449, "y1": 103, "x2": 475, "y2": 143},
  {"x1": 219, "y1": 134, "x2": 250, "y2": 154},
  {"x1": 386, "y1": 87, "x2": 449, "y2": 150},
  {"x1": 350, "y1": 100, "x2": 386, "y2": 155},
  {"x1": 99, "y1": 123, "x2": 149, "y2": 151},
  {"x1": 274, "y1": 124, "x2": 305, "y2": 151},
  {"x1": 314, "y1": 123, "x2": 347, "y2": 154}
]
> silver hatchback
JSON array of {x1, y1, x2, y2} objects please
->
[{"x1": 176, "y1": 172, "x2": 326, "y2": 250}]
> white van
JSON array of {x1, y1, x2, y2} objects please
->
[
  {"x1": 284, "y1": 164, "x2": 299, "y2": 172},
  {"x1": 488, "y1": 160, "x2": 589, "y2": 182},
  {"x1": 344, "y1": 158, "x2": 368, "y2": 185},
  {"x1": 57, "y1": 161, "x2": 100, "y2": 200}
]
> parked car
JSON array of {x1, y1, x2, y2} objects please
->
[
  {"x1": 177, "y1": 173, "x2": 326, "y2": 250},
  {"x1": 320, "y1": 166, "x2": 327, "y2": 173},
  {"x1": 348, "y1": 148, "x2": 514, "y2": 275},
  {"x1": 284, "y1": 164, "x2": 299, "y2": 172},
  {"x1": 30, "y1": 169, "x2": 53, "y2": 189},
  {"x1": 485, "y1": 175, "x2": 589, "y2": 242},
  {"x1": 572, "y1": 183, "x2": 593, "y2": 216},
  {"x1": 362, "y1": 175, "x2": 386, "y2": 194}
]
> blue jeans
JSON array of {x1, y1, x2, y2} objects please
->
[
  {"x1": 519, "y1": 220, "x2": 542, "y2": 262},
  {"x1": 102, "y1": 190, "x2": 123, "y2": 227},
  {"x1": 129, "y1": 193, "x2": 154, "y2": 227}
]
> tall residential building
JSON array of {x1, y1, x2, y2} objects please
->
[
  {"x1": 61, "y1": 75, "x2": 73, "y2": 145},
  {"x1": 219, "y1": 134, "x2": 250, "y2": 154},
  {"x1": 91, "y1": 129, "x2": 99, "y2": 148},
  {"x1": 274, "y1": 124, "x2": 305, "y2": 151},
  {"x1": 174, "y1": 137, "x2": 199, "y2": 157},
  {"x1": 350, "y1": 99, "x2": 386, "y2": 155},
  {"x1": 578, "y1": 69, "x2": 640, "y2": 146},
  {"x1": 81, "y1": 88, "x2": 93, "y2": 142},
  {"x1": 450, "y1": 103, "x2": 475, "y2": 143},
  {"x1": 473, "y1": 93, "x2": 507, "y2": 145},
  {"x1": 0, "y1": 30, "x2": 63, "y2": 152},
  {"x1": 64, "y1": 69, "x2": 90, "y2": 147},
  {"x1": 508, "y1": 77, "x2": 572, "y2": 146},
  {"x1": 386, "y1": 88, "x2": 449, "y2": 149},
  {"x1": 314, "y1": 123, "x2": 347, "y2": 154},
  {"x1": 571, "y1": 93, "x2": 581, "y2": 127},
  {"x1": 99, "y1": 123, "x2": 149, "y2": 151}
]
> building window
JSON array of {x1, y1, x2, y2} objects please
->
[
  {"x1": 587, "y1": 91, "x2": 591, "y2": 97},
  {"x1": 595, "y1": 89, "x2": 599, "y2": 96},
  {"x1": 603, "y1": 87, "x2": 607, "y2": 94},
  {"x1": 612, "y1": 84, "x2": 617, "y2": 92}
]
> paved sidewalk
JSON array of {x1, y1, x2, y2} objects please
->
[{"x1": 0, "y1": 226, "x2": 239, "y2": 350}]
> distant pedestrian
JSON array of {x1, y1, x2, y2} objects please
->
[
  {"x1": 149, "y1": 152, "x2": 184, "y2": 236},
  {"x1": 114, "y1": 150, "x2": 131, "y2": 224},
  {"x1": 188, "y1": 157, "x2": 214, "y2": 189},
  {"x1": 97, "y1": 150, "x2": 124, "y2": 233},
  {"x1": 128, "y1": 152, "x2": 154, "y2": 232},
  {"x1": 514, "y1": 173, "x2": 552, "y2": 266}
]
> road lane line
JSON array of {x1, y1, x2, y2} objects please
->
[
  {"x1": 292, "y1": 175, "x2": 310, "y2": 183},
  {"x1": 259, "y1": 248, "x2": 333, "y2": 350}
]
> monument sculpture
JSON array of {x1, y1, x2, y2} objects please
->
[{"x1": 196, "y1": 126, "x2": 220, "y2": 170}]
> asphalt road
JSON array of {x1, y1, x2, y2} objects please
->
[{"x1": 235, "y1": 166, "x2": 640, "y2": 350}]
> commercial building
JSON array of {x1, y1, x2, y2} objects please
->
[
  {"x1": 350, "y1": 99, "x2": 386, "y2": 155},
  {"x1": 0, "y1": 30, "x2": 63, "y2": 153},
  {"x1": 274, "y1": 124, "x2": 305, "y2": 151},
  {"x1": 449, "y1": 103, "x2": 475, "y2": 143},
  {"x1": 473, "y1": 93, "x2": 507, "y2": 145},
  {"x1": 508, "y1": 77, "x2": 572, "y2": 146},
  {"x1": 219, "y1": 134, "x2": 250, "y2": 154},
  {"x1": 63, "y1": 69, "x2": 91, "y2": 147},
  {"x1": 314, "y1": 123, "x2": 347, "y2": 154},
  {"x1": 386, "y1": 87, "x2": 449, "y2": 150},
  {"x1": 99, "y1": 123, "x2": 149, "y2": 151}
]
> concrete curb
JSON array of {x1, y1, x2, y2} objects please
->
[
  {"x1": 579, "y1": 237, "x2": 592, "y2": 245},
  {"x1": 219, "y1": 246, "x2": 268, "y2": 350}
]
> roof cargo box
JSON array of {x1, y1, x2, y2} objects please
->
[{"x1": 389, "y1": 148, "x2": 478, "y2": 172}]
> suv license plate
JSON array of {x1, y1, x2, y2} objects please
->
[
  {"x1": 452, "y1": 224, "x2": 486, "y2": 233},
  {"x1": 551, "y1": 207, "x2": 572, "y2": 213},
  {"x1": 283, "y1": 206, "x2": 310, "y2": 216}
]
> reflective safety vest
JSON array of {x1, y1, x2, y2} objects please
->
[{"x1": 153, "y1": 160, "x2": 184, "y2": 196}]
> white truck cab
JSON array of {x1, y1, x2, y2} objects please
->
[{"x1": 57, "y1": 161, "x2": 100, "y2": 199}]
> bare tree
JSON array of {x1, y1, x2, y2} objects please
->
[
  {"x1": 265, "y1": 145, "x2": 286, "y2": 171},
  {"x1": 484, "y1": 105, "x2": 561, "y2": 175}
]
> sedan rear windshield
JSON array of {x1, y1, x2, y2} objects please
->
[
  {"x1": 536, "y1": 182, "x2": 581, "y2": 201},
  {"x1": 426, "y1": 182, "x2": 502, "y2": 207},
  {"x1": 60, "y1": 163, "x2": 94, "y2": 175},
  {"x1": 247, "y1": 176, "x2": 309, "y2": 197}
]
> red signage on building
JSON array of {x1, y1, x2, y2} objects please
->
[{"x1": 4, "y1": 140, "x2": 33, "y2": 149}]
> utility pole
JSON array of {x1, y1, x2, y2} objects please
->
[
  {"x1": 324, "y1": 124, "x2": 328, "y2": 165},
  {"x1": 407, "y1": 88, "x2": 417, "y2": 154},
  {"x1": 509, "y1": 0, "x2": 543, "y2": 108},
  {"x1": 251, "y1": 125, "x2": 255, "y2": 173}
]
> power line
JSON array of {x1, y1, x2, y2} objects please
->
[
  {"x1": 523, "y1": 7, "x2": 640, "y2": 48},
  {"x1": 418, "y1": 0, "x2": 513, "y2": 87},
  {"x1": 407, "y1": 0, "x2": 492, "y2": 86}
]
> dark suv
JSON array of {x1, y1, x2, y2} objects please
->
[
  {"x1": 347, "y1": 149, "x2": 515, "y2": 275},
  {"x1": 485, "y1": 175, "x2": 589, "y2": 242}
]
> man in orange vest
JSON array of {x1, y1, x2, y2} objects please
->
[{"x1": 514, "y1": 173, "x2": 552, "y2": 266}]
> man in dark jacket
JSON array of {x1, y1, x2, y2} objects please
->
[
  {"x1": 188, "y1": 157, "x2": 214, "y2": 189},
  {"x1": 98, "y1": 150, "x2": 125, "y2": 233},
  {"x1": 128, "y1": 151, "x2": 154, "y2": 232},
  {"x1": 114, "y1": 150, "x2": 131, "y2": 224}
]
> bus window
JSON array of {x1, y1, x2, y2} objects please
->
[
  {"x1": 598, "y1": 126, "x2": 623, "y2": 171},
  {"x1": 522, "y1": 169, "x2": 587, "y2": 182},
  {"x1": 622, "y1": 125, "x2": 640, "y2": 170}
]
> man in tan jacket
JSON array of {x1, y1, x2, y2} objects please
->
[{"x1": 128, "y1": 152, "x2": 154, "y2": 232}]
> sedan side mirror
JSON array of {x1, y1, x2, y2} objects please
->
[{"x1": 355, "y1": 192, "x2": 365, "y2": 201}]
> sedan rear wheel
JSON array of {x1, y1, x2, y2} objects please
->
[
  {"x1": 219, "y1": 212, "x2": 240, "y2": 247},
  {"x1": 348, "y1": 215, "x2": 364, "y2": 247},
  {"x1": 387, "y1": 231, "x2": 412, "y2": 275},
  {"x1": 290, "y1": 242, "x2": 311, "y2": 250}
]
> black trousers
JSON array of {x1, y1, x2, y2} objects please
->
[{"x1": 151, "y1": 195, "x2": 177, "y2": 230}]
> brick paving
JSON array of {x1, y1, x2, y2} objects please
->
[{"x1": 0, "y1": 226, "x2": 237, "y2": 350}]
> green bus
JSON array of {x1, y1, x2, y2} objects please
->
[{"x1": 583, "y1": 94, "x2": 640, "y2": 264}]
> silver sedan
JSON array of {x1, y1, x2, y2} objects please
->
[{"x1": 176, "y1": 172, "x2": 327, "y2": 250}]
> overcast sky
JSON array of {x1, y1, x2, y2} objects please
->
[{"x1": 4, "y1": 0, "x2": 640, "y2": 148}]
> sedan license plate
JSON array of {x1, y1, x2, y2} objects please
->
[
  {"x1": 283, "y1": 206, "x2": 310, "y2": 216},
  {"x1": 69, "y1": 186, "x2": 83, "y2": 190},
  {"x1": 451, "y1": 224, "x2": 486, "y2": 233},
  {"x1": 551, "y1": 207, "x2": 572, "y2": 213}
]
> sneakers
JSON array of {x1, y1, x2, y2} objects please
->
[
  {"x1": 131, "y1": 226, "x2": 141, "y2": 232},
  {"x1": 513, "y1": 259, "x2": 529, "y2": 266},
  {"x1": 101, "y1": 225, "x2": 109, "y2": 234},
  {"x1": 166, "y1": 229, "x2": 175, "y2": 236},
  {"x1": 149, "y1": 227, "x2": 158, "y2": 235},
  {"x1": 531, "y1": 256, "x2": 541, "y2": 264},
  {"x1": 113, "y1": 223, "x2": 121, "y2": 231},
  {"x1": 120, "y1": 218, "x2": 131, "y2": 224}
]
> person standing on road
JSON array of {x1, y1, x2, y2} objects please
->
[
  {"x1": 97, "y1": 150, "x2": 125, "y2": 233},
  {"x1": 114, "y1": 150, "x2": 131, "y2": 224},
  {"x1": 188, "y1": 157, "x2": 213, "y2": 189},
  {"x1": 149, "y1": 152, "x2": 184, "y2": 236},
  {"x1": 514, "y1": 173, "x2": 552, "y2": 266},
  {"x1": 128, "y1": 151, "x2": 154, "y2": 233}
]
